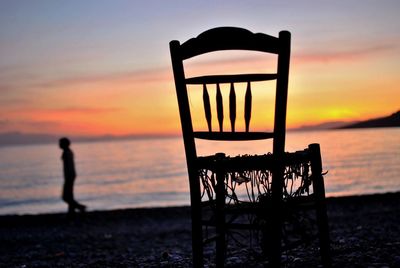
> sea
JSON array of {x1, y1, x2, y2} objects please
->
[{"x1": 0, "y1": 128, "x2": 399, "y2": 215}]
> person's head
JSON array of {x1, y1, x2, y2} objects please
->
[{"x1": 59, "y1": 137, "x2": 71, "y2": 150}]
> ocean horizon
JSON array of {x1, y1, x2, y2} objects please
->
[{"x1": 0, "y1": 127, "x2": 399, "y2": 216}]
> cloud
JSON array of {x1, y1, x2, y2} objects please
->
[
  {"x1": 1, "y1": 41, "x2": 396, "y2": 96},
  {"x1": 4, "y1": 106, "x2": 123, "y2": 118},
  {"x1": 293, "y1": 44, "x2": 397, "y2": 64},
  {"x1": 0, "y1": 63, "x2": 173, "y2": 104},
  {"x1": 32, "y1": 67, "x2": 172, "y2": 90},
  {"x1": 0, "y1": 95, "x2": 31, "y2": 106},
  {"x1": 37, "y1": 107, "x2": 122, "y2": 114},
  {"x1": 181, "y1": 42, "x2": 398, "y2": 67},
  {"x1": 0, "y1": 118, "x2": 61, "y2": 130}
]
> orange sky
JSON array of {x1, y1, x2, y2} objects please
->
[
  {"x1": 3, "y1": 51, "x2": 397, "y2": 136},
  {"x1": 0, "y1": 1, "x2": 399, "y2": 137}
]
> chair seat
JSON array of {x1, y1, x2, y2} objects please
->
[{"x1": 197, "y1": 148, "x2": 312, "y2": 171}]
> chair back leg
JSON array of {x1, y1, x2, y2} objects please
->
[{"x1": 266, "y1": 161, "x2": 285, "y2": 267}]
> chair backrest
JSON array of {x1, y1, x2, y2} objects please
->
[{"x1": 170, "y1": 27, "x2": 291, "y2": 165}]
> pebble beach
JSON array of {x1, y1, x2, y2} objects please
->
[{"x1": 1, "y1": 192, "x2": 400, "y2": 267}]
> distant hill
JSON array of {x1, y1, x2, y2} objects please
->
[
  {"x1": 289, "y1": 121, "x2": 350, "y2": 131},
  {"x1": 339, "y1": 111, "x2": 399, "y2": 129}
]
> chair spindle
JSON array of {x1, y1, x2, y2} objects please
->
[
  {"x1": 229, "y1": 83, "x2": 236, "y2": 132},
  {"x1": 216, "y1": 83, "x2": 224, "y2": 132},
  {"x1": 245, "y1": 82, "x2": 252, "y2": 132},
  {"x1": 203, "y1": 84, "x2": 212, "y2": 132}
]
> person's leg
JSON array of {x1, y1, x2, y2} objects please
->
[
  {"x1": 64, "y1": 179, "x2": 86, "y2": 213},
  {"x1": 63, "y1": 181, "x2": 76, "y2": 215}
]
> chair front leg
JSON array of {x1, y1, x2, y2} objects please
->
[
  {"x1": 267, "y1": 161, "x2": 285, "y2": 267},
  {"x1": 189, "y1": 170, "x2": 204, "y2": 268},
  {"x1": 309, "y1": 143, "x2": 331, "y2": 267}
]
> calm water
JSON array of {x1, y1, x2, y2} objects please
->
[{"x1": 0, "y1": 128, "x2": 399, "y2": 215}]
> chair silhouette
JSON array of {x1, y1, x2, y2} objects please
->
[{"x1": 170, "y1": 27, "x2": 331, "y2": 267}]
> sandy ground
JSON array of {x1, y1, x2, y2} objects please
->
[{"x1": 1, "y1": 192, "x2": 400, "y2": 267}]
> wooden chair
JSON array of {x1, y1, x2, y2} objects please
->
[{"x1": 170, "y1": 27, "x2": 331, "y2": 267}]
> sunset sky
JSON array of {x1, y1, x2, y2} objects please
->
[{"x1": 1, "y1": 0, "x2": 399, "y2": 136}]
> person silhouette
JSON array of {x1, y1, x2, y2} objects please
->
[{"x1": 59, "y1": 137, "x2": 86, "y2": 216}]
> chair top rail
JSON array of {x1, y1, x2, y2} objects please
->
[
  {"x1": 176, "y1": 27, "x2": 285, "y2": 60},
  {"x1": 186, "y1": 73, "x2": 278, "y2": 85},
  {"x1": 194, "y1": 131, "x2": 274, "y2": 141}
]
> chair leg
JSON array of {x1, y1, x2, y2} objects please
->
[
  {"x1": 315, "y1": 197, "x2": 332, "y2": 268},
  {"x1": 191, "y1": 207, "x2": 204, "y2": 268},
  {"x1": 268, "y1": 201, "x2": 283, "y2": 267},
  {"x1": 189, "y1": 171, "x2": 204, "y2": 268},
  {"x1": 265, "y1": 162, "x2": 285, "y2": 267},
  {"x1": 215, "y1": 226, "x2": 225, "y2": 268},
  {"x1": 309, "y1": 143, "x2": 331, "y2": 267},
  {"x1": 215, "y1": 167, "x2": 226, "y2": 268},
  {"x1": 314, "y1": 173, "x2": 331, "y2": 267}
]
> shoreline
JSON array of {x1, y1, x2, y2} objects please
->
[
  {"x1": 1, "y1": 192, "x2": 400, "y2": 267},
  {"x1": 1, "y1": 190, "x2": 399, "y2": 218}
]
